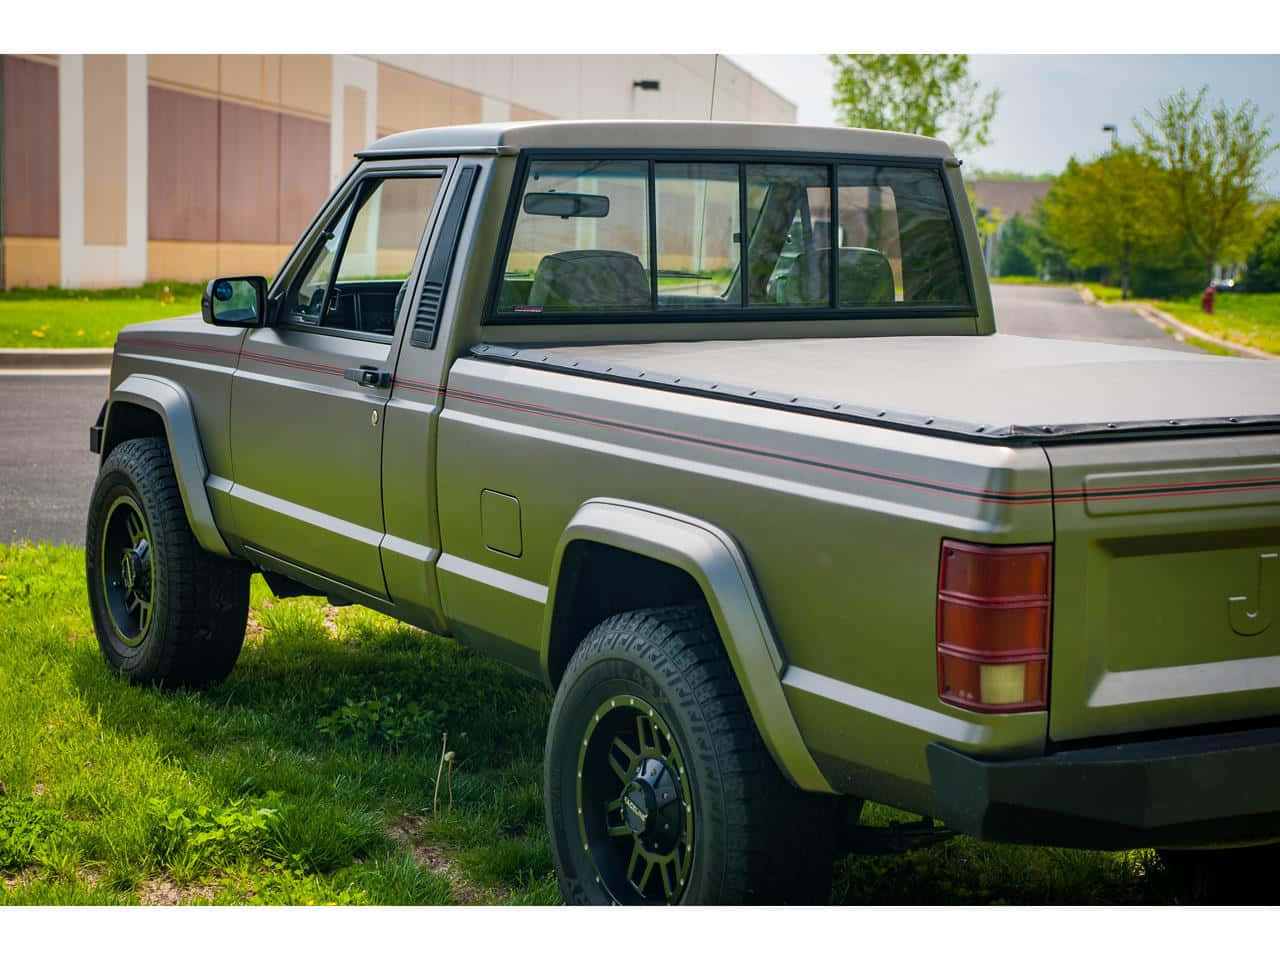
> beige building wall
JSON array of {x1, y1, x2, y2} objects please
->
[{"x1": 3, "y1": 54, "x2": 795, "y2": 290}]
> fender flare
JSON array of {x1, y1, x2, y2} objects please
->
[
  {"x1": 541, "y1": 498, "x2": 834, "y2": 794},
  {"x1": 100, "y1": 373, "x2": 231, "y2": 557}
]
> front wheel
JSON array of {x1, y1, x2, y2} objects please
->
[
  {"x1": 544, "y1": 605, "x2": 839, "y2": 905},
  {"x1": 86, "y1": 436, "x2": 250, "y2": 688}
]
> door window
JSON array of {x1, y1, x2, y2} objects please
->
[{"x1": 284, "y1": 175, "x2": 442, "y2": 338}]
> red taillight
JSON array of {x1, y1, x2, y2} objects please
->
[{"x1": 937, "y1": 539, "x2": 1052, "y2": 713}]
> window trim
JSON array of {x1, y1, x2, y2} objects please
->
[
  {"x1": 273, "y1": 168, "x2": 448, "y2": 345},
  {"x1": 483, "y1": 148, "x2": 976, "y2": 326}
]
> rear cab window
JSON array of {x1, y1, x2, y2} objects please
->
[{"x1": 491, "y1": 153, "x2": 972, "y2": 322}]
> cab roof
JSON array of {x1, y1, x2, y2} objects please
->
[{"x1": 358, "y1": 120, "x2": 955, "y2": 160}]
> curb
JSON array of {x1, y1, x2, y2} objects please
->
[
  {"x1": 1131, "y1": 304, "x2": 1277, "y2": 361},
  {"x1": 0, "y1": 348, "x2": 112, "y2": 370},
  {"x1": 1071, "y1": 284, "x2": 1276, "y2": 361}
]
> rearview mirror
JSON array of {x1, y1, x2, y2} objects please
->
[
  {"x1": 523, "y1": 192, "x2": 610, "y2": 219},
  {"x1": 202, "y1": 276, "x2": 267, "y2": 327}
]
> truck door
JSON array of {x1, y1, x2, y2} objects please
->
[{"x1": 229, "y1": 166, "x2": 447, "y2": 600}]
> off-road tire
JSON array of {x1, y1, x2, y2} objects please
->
[
  {"x1": 1157, "y1": 844, "x2": 1280, "y2": 904},
  {"x1": 544, "y1": 604, "x2": 840, "y2": 905},
  {"x1": 86, "y1": 436, "x2": 250, "y2": 688}
]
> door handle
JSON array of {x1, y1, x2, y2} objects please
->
[{"x1": 343, "y1": 366, "x2": 391, "y2": 389}]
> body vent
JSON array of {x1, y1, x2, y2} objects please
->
[{"x1": 410, "y1": 164, "x2": 479, "y2": 348}]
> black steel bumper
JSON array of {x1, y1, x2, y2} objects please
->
[{"x1": 927, "y1": 725, "x2": 1280, "y2": 850}]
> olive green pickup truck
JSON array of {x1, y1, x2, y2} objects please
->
[{"x1": 86, "y1": 121, "x2": 1280, "y2": 905}]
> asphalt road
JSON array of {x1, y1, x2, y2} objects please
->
[
  {"x1": 0, "y1": 285, "x2": 1199, "y2": 547},
  {"x1": 991, "y1": 283, "x2": 1198, "y2": 351},
  {"x1": 1, "y1": 372, "x2": 108, "y2": 546}
]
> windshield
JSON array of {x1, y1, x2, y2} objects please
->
[{"x1": 494, "y1": 155, "x2": 971, "y2": 319}]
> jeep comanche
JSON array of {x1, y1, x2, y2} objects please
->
[{"x1": 86, "y1": 120, "x2": 1280, "y2": 904}]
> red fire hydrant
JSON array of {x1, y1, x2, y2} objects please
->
[{"x1": 1202, "y1": 285, "x2": 1216, "y2": 314}]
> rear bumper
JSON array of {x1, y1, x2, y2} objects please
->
[{"x1": 927, "y1": 725, "x2": 1280, "y2": 850}]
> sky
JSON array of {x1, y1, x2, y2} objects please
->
[{"x1": 731, "y1": 54, "x2": 1280, "y2": 184}]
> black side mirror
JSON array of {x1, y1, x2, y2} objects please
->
[{"x1": 202, "y1": 276, "x2": 267, "y2": 327}]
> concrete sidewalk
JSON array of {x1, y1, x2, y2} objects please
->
[{"x1": 0, "y1": 348, "x2": 112, "y2": 371}]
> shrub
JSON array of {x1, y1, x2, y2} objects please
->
[{"x1": 1243, "y1": 214, "x2": 1280, "y2": 292}]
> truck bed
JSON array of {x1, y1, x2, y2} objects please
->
[{"x1": 471, "y1": 334, "x2": 1280, "y2": 444}]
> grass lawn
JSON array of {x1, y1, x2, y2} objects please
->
[
  {"x1": 1153, "y1": 292, "x2": 1280, "y2": 356},
  {"x1": 0, "y1": 283, "x2": 203, "y2": 349},
  {"x1": 1, "y1": 542, "x2": 1235, "y2": 906}
]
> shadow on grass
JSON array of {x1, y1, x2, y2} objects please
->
[{"x1": 59, "y1": 594, "x2": 557, "y2": 903}]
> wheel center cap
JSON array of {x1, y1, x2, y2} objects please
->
[
  {"x1": 622, "y1": 781, "x2": 654, "y2": 834},
  {"x1": 121, "y1": 551, "x2": 137, "y2": 590},
  {"x1": 619, "y1": 757, "x2": 682, "y2": 850}
]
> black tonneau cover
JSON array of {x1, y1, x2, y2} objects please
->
[{"x1": 470, "y1": 334, "x2": 1280, "y2": 445}]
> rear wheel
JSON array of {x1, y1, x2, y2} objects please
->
[
  {"x1": 86, "y1": 436, "x2": 250, "y2": 688},
  {"x1": 544, "y1": 604, "x2": 840, "y2": 905}
]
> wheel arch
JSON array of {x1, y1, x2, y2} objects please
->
[
  {"x1": 541, "y1": 498, "x2": 834, "y2": 794},
  {"x1": 98, "y1": 374, "x2": 230, "y2": 557}
]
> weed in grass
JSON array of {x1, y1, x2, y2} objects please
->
[
  {"x1": 315, "y1": 691, "x2": 445, "y2": 750},
  {"x1": 0, "y1": 795, "x2": 68, "y2": 871},
  {"x1": 145, "y1": 795, "x2": 279, "y2": 876}
]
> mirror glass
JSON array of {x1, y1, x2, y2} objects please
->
[
  {"x1": 209, "y1": 278, "x2": 262, "y2": 324},
  {"x1": 522, "y1": 192, "x2": 610, "y2": 219}
]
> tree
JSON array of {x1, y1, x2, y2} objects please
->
[
  {"x1": 1243, "y1": 205, "x2": 1280, "y2": 292},
  {"x1": 828, "y1": 55, "x2": 1000, "y2": 154},
  {"x1": 1137, "y1": 87, "x2": 1278, "y2": 283},
  {"x1": 1040, "y1": 147, "x2": 1169, "y2": 299},
  {"x1": 995, "y1": 215, "x2": 1039, "y2": 277}
]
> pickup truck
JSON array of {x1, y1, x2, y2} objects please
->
[{"x1": 86, "y1": 120, "x2": 1280, "y2": 905}]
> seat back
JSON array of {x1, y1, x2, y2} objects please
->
[
  {"x1": 528, "y1": 249, "x2": 651, "y2": 311},
  {"x1": 782, "y1": 247, "x2": 895, "y2": 307}
]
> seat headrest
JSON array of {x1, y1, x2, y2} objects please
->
[
  {"x1": 528, "y1": 249, "x2": 651, "y2": 311},
  {"x1": 782, "y1": 248, "x2": 895, "y2": 307}
]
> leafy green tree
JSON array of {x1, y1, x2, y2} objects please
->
[
  {"x1": 828, "y1": 55, "x2": 1000, "y2": 154},
  {"x1": 994, "y1": 215, "x2": 1040, "y2": 277},
  {"x1": 1137, "y1": 87, "x2": 1278, "y2": 283},
  {"x1": 1040, "y1": 147, "x2": 1169, "y2": 299},
  {"x1": 1031, "y1": 205, "x2": 1071, "y2": 281},
  {"x1": 1243, "y1": 206, "x2": 1280, "y2": 292}
]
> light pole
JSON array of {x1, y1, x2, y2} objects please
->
[{"x1": 1101, "y1": 124, "x2": 1118, "y2": 150}]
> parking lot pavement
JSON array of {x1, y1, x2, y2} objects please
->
[{"x1": 1, "y1": 371, "x2": 108, "y2": 546}]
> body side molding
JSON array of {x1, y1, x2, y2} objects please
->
[
  {"x1": 542, "y1": 497, "x2": 834, "y2": 794},
  {"x1": 100, "y1": 373, "x2": 231, "y2": 557}
]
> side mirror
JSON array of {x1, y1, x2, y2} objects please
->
[{"x1": 202, "y1": 276, "x2": 267, "y2": 327}]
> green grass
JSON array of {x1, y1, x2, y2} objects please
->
[
  {"x1": 1153, "y1": 292, "x2": 1280, "y2": 355},
  {"x1": 0, "y1": 282, "x2": 203, "y2": 348},
  {"x1": 0, "y1": 542, "x2": 1234, "y2": 905}
]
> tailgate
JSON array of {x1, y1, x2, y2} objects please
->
[{"x1": 1047, "y1": 433, "x2": 1280, "y2": 742}]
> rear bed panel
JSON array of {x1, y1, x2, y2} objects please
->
[
  {"x1": 1046, "y1": 434, "x2": 1280, "y2": 743},
  {"x1": 436, "y1": 357, "x2": 1054, "y2": 810}
]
